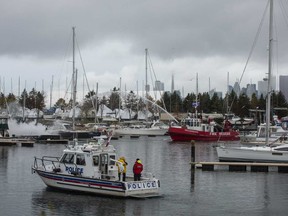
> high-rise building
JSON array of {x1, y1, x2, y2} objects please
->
[
  {"x1": 233, "y1": 81, "x2": 241, "y2": 96},
  {"x1": 154, "y1": 80, "x2": 164, "y2": 91},
  {"x1": 279, "y1": 75, "x2": 288, "y2": 101},
  {"x1": 171, "y1": 74, "x2": 174, "y2": 93},
  {"x1": 246, "y1": 83, "x2": 257, "y2": 98},
  {"x1": 258, "y1": 75, "x2": 276, "y2": 97}
]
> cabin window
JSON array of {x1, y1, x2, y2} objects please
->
[
  {"x1": 202, "y1": 125, "x2": 206, "y2": 131},
  {"x1": 76, "y1": 154, "x2": 86, "y2": 166},
  {"x1": 101, "y1": 154, "x2": 108, "y2": 165},
  {"x1": 109, "y1": 155, "x2": 116, "y2": 165},
  {"x1": 93, "y1": 155, "x2": 99, "y2": 166},
  {"x1": 61, "y1": 153, "x2": 74, "y2": 164}
]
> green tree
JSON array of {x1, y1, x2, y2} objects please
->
[
  {"x1": 237, "y1": 93, "x2": 250, "y2": 118},
  {"x1": 170, "y1": 91, "x2": 182, "y2": 113},
  {"x1": 160, "y1": 92, "x2": 171, "y2": 112},
  {"x1": 6, "y1": 93, "x2": 16, "y2": 104},
  {"x1": 199, "y1": 92, "x2": 210, "y2": 113},
  {"x1": 125, "y1": 91, "x2": 138, "y2": 119},
  {"x1": 0, "y1": 93, "x2": 5, "y2": 108},
  {"x1": 18, "y1": 89, "x2": 28, "y2": 109},
  {"x1": 108, "y1": 87, "x2": 121, "y2": 110},
  {"x1": 183, "y1": 93, "x2": 194, "y2": 113},
  {"x1": 250, "y1": 93, "x2": 259, "y2": 109},
  {"x1": 210, "y1": 93, "x2": 222, "y2": 113},
  {"x1": 55, "y1": 98, "x2": 67, "y2": 108}
]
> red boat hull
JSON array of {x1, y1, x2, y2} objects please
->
[{"x1": 168, "y1": 126, "x2": 240, "y2": 142}]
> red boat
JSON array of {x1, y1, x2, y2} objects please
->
[{"x1": 168, "y1": 118, "x2": 240, "y2": 142}]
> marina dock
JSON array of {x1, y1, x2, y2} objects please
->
[
  {"x1": 190, "y1": 140, "x2": 288, "y2": 173},
  {"x1": 0, "y1": 138, "x2": 35, "y2": 147},
  {"x1": 191, "y1": 161, "x2": 288, "y2": 173}
]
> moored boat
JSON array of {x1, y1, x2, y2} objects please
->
[
  {"x1": 216, "y1": 0, "x2": 288, "y2": 163},
  {"x1": 168, "y1": 117, "x2": 240, "y2": 142},
  {"x1": 216, "y1": 144, "x2": 288, "y2": 163},
  {"x1": 31, "y1": 138, "x2": 160, "y2": 198},
  {"x1": 114, "y1": 121, "x2": 168, "y2": 136}
]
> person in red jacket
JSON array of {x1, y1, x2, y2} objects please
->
[{"x1": 133, "y1": 158, "x2": 143, "y2": 181}]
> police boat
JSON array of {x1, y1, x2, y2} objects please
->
[{"x1": 31, "y1": 138, "x2": 160, "y2": 198}]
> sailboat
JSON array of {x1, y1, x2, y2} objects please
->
[
  {"x1": 58, "y1": 27, "x2": 100, "y2": 140},
  {"x1": 114, "y1": 48, "x2": 172, "y2": 136},
  {"x1": 216, "y1": 0, "x2": 288, "y2": 162}
]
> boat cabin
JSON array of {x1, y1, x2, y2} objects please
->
[
  {"x1": 58, "y1": 140, "x2": 118, "y2": 180},
  {"x1": 182, "y1": 117, "x2": 216, "y2": 132}
]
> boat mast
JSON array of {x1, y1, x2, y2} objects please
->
[
  {"x1": 195, "y1": 72, "x2": 198, "y2": 118},
  {"x1": 265, "y1": 0, "x2": 273, "y2": 144},
  {"x1": 72, "y1": 27, "x2": 76, "y2": 131},
  {"x1": 227, "y1": 71, "x2": 229, "y2": 114},
  {"x1": 145, "y1": 48, "x2": 148, "y2": 121}
]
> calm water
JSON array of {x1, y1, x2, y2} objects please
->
[{"x1": 1, "y1": 136, "x2": 288, "y2": 216}]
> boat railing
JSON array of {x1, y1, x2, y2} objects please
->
[
  {"x1": 33, "y1": 156, "x2": 83, "y2": 175},
  {"x1": 33, "y1": 156, "x2": 60, "y2": 171}
]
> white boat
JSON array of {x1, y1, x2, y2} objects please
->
[
  {"x1": 114, "y1": 121, "x2": 168, "y2": 136},
  {"x1": 216, "y1": 0, "x2": 288, "y2": 162},
  {"x1": 32, "y1": 138, "x2": 160, "y2": 198},
  {"x1": 240, "y1": 124, "x2": 288, "y2": 143},
  {"x1": 217, "y1": 144, "x2": 288, "y2": 163}
]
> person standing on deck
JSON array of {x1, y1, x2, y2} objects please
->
[
  {"x1": 133, "y1": 158, "x2": 143, "y2": 181},
  {"x1": 117, "y1": 157, "x2": 128, "y2": 181}
]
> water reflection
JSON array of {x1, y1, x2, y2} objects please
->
[
  {"x1": 31, "y1": 187, "x2": 162, "y2": 216},
  {"x1": 1, "y1": 138, "x2": 288, "y2": 215}
]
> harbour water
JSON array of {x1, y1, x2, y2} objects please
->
[{"x1": 1, "y1": 136, "x2": 288, "y2": 216}]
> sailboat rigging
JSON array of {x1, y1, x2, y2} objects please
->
[
  {"x1": 58, "y1": 27, "x2": 100, "y2": 140},
  {"x1": 216, "y1": 0, "x2": 288, "y2": 162}
]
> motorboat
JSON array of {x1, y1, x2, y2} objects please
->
[
  {"x1": 114, "y1": 121, "x2": 168, "y2": 136},
  {"x1": 168, "y1": 117, "x2": 240, "y2": 142},
  {"x1": 31, "y1": 138, "x2": 160, "y2": 198},
  {"x1": 216, "y1": 144, "x2": 288, "y2": 163},
  {"x1": 240, "y1": 124, "x2": 288, "y2": 143}
]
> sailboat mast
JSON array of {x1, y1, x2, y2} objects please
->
[
  {"x1": 145, "y1": 48, "x2": 148, "y2": 121},
  {"x1": 195, "y1": 73, "x2": 198, "y2": 118},
  {"x1": 72, "y1": 27, "x2": 76, "y2": 131},
  {"x1": 265, "y1": 0, "x2": 273, "y2": 144},
  {"x1": 227, "y1": 72, "x2": 229, "y2": 114}
]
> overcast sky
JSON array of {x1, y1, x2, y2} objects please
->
[{"x1": 1, "y1": 0, "x2": 288, "y2": 105}]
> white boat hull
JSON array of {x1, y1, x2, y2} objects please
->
[
  {"x1": 33, "y1": 169, "x2": 160, "y2": 197},
  {"x1": 216, "y1": 146, "x2": 288, "y2": 163},
  {"x1": 114, "y1": 128, "x2": 167, "y2": 136}
]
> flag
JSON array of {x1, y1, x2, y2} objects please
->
[{"x1": 192, "y1": 102, "x2": 199, "y2": 107}]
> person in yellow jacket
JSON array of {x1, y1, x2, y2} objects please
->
[{"x1": 117, "y1": 156, "x2": 128, "y2": 181}]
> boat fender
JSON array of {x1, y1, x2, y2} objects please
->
[{"x1": 158, "y1": 180, "x2": 160, "y2": 188}]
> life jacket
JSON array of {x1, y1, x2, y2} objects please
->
[
  {"x1": 117, "y1": 158, "x2": 127, "y2": 173},
  {"x1": 133, "y1": 161, "x2": 143, "y2": 174}
]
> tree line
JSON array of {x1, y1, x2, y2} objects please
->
[{"x1": 1, "y1": 87, "x2": 287, "y2": 120}]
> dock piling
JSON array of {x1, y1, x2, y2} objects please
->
[{"x1": 191, "y1": 140, "x2": 195, "y2": 170}]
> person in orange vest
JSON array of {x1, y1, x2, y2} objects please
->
[{"x1": 133, "y1": 158, "x2": 143, "y2": 181}]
